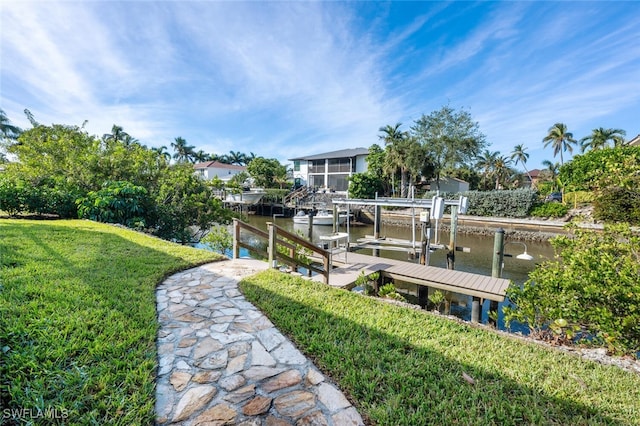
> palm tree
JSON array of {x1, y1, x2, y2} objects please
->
[
  {"x1": 171, "y1": 137, "x2": 196, "y2": 163},
  {"x1": 579, "y1": 127, "x2": 626, "y2": 152},
  {"x1": 541, "y1": 160, "x2": 561, "y2": 191},
  {"x1": 227, "y1": 150, "x2": 247, "y2": 166},
  {"x1": 103, "y1": 124, "x2": 129, "y2": 146},
  {"x1": 245, "y1": 152, "x2": 257, "y2": 165},
  {"x1": 379, "y1": 123, "x2": 413, "y2": 197},
  {"x1": 475, "y1": 150, "x2": 498, "y2": 190},
  {"x1": 542, "y1": 123, "x2": 576, "y2": 165},
  {"x1": 0, "y1": 108, "x2": 22, "y2": 141},
  {"x1": 193, "y1": 150, "x2": 211, "y2": 163},
  {"x1": 510, "y1": 144, "x2": 532, "y2": 185},
  {"x1": 493, "y1": 155, "x2": 513, "y2": 189},
  {"x1": 152, "y1": 145, "x2": 172, "y2": 162}
]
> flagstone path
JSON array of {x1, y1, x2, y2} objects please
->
[{"x1": 155, "y1": 258, "x2": 365, "y2": 425}]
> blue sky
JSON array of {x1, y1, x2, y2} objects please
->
[{"x1": 1, "y1": 1, "x2": 639, "y2": 171}]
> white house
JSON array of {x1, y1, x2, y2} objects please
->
[
  {"x1": 289, "y1": 148, "x2": 369, "y2": 193},
  {"x1": 193, "y1": 161, "x2": 247, "y2": 182}
]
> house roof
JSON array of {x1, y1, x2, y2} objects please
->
[
  {"x1": 193, "y1": 161, "x2": 246, "y2": 171},
  {"x1": 627, "y1": 134, "x2": 640, "y2": 146},
  {"x1": 528, "y1": 169, "x2": 541, "y2": 178},
  {"x1": 288, "y1": 147, "x2": 369, "y2": 161}
]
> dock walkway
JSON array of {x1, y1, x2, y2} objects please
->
[{"x1": 312, "y1": 252, "x2": 511, "y2": 302}]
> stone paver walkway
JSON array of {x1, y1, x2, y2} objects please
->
[{"x1": 155, "y1": 258, "x2": 365, "y2": 425}]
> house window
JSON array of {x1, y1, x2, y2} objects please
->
[
  {"x1": 293, "y1": 160, "x2": 300, "y2": 172},
  {"x1": 328, "y1": 174, "x2": 349, "y2": 191},
  {"x1": 309, "y1": 175, "x2": 325, "y2": 188},
  {"x1": 328, "y1": 158, "x2": 350, "y2": 173},
  {"x1": 309, "y1": 160, "x2": 325, "y2": 173}
]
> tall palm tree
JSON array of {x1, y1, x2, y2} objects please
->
[
  {"x1": 493, "y1": 155, "x2": 512, "y2": 189},
  {"x1": 103, "y1": 124, "x2": 129, "y2": 146},
  {"x1": 475, "y1": 150, "x2": 498, "y2": 190},
  {"x1": 193, "y1": 150, "x2": 211, "y2": 163},
  {"x1": 541, "y1": 160, "x2": 561, "y2": 191},
  {"x1": 579, "y1": 127, "x2": 626, "y2": 152},
  {"x1": 0, "y1": 108, "x2": 22, "y2": 141},
  {"x1": 152, "y1": 145, "x2": 172, "y2": 162},
  {"x1": 227, "y1": 150, "x2": 247, "y2": 166},
  {"x1": 542, "y1": 123, "x2": 576, "y2": 165},
  {"x1": 510, "y1": 144, "x2": 532, "y2": 184},
  {"x1": 379, "y1": 123, "x2": 413, "y2": 197},
  {"x1": 171, "y1": 137, "x2": 196, "y2": 163}
]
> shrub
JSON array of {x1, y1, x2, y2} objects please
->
[
  {"x1": 423, "y1": 189, "x2": 539, "y2": 218},
  {"x1": 201, "y1": 225, "x2": 233, "y2": 255},
  {"x1": 378, "y1": 283, "x2": 406, "y2": 301},
  {"x1": 77, "y1": 181, "x2": 148, "y2": 227},
  {"x1": 504, "y1": 223, "x2": 640, "y2": 355},
  {"x1": 593, "y1": 186, "x2": 640, "y2": 225},
  {"x1": 529, "y1": 202, "x2": 569, "y2": 218}
]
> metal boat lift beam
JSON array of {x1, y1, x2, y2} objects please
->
[{"x1": 332, "y1": 197, "x2": 465, "y2": 209}]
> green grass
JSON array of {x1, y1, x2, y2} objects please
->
[
  {"x1": 240, "y1": 270, "x2": 640, "y2": 425},
  {"x1": 0, "y1": 219, "x2": 223, "y2": 425}
]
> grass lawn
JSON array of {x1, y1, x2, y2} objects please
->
[
  {"x1": 240, "y1": 270, "x2": 640, "y2": 425},
  {"x1": 0, "y1": 219, "x2": 223, "y2": 424}
]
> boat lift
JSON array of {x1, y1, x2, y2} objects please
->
[{"x1": 332, "y1": 193, "x2": 469, "y2": 267}]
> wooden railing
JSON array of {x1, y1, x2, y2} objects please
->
[
  {"x1": 283, "y1": 186, "x2": 309, "y2": 206},
  {"x1": 232, "y1": 218, "x2": 330, "y2": 284}
]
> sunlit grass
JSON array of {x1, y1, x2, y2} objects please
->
[
  {"x1": 241, "y1": 270, "x2": 640, "y2": 425},
  {"x1": 0, "y1": 219, "x2": 223, "y2": 424}
]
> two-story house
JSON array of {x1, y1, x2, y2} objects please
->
[{"x1": 289, "y1": 148, "x2": 369, "y2": 193}]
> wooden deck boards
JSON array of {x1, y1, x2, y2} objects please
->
[{"x1": 314, "y1": 251, "x2": 510, "y2": 301}]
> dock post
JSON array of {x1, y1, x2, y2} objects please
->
[
  {"x1": 267, "y1": 222, "x2": 277, "y2": 269},
  {"x1": 471, "y1": 296, "x2": 481, "y2": 323},
  {"x1": 307, "y1": 213, "x2": 313, "y2": 240},
  {"x1": 333, "y1": 204, "x2": 338, "y2": 232},
  {"x1": 447, "y1": 205, "x2": 458, "y2": 270},
  {"x1": 373, "y1": 204, "x2": 381, "y2": 257},
  {"x1": 418, "y1": 286, "x2": 429, "y2": 309},
  {"x1": 492, "y1": 228, "x2": 505, "y2": 279},
  {"x1": 232, "y1": 219, "x2": 240, "y2": 259}
]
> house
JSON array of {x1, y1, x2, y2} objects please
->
[
  {"x1": 627, "y1": 134, "x2": 640, "y2": 146},
  {"x1": 193, "y1": 161, "x2": 247, "y2": 182},
  {"x1": 522, "y1": 169, "x2": 542, "y2": 188},
  {"x1": 289, "y1": 148, "x2": 369, "y2": 193},
  {"x1": 429, "y1": 176, "x2": 469, "y2": 193}
]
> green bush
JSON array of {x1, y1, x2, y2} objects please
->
[
  {"x1": 504, "y1": 223, "x2": 640, "y2": 355},
  {"x1": 200, "y1": 225, "x2": 233, "y2": 255},
  {"x1": 529, "y1": 202, "x2": 569, "y2": 218},
  {"x1": 593, "y1": 187, "x2": 640, "y2": 225},
  {"x1": 77, "y1": 180, "x2": 148, "y2": 227},
  {"x1": 423, "y1": 189, "x2": 539, "y2": 218},
  {"x1": 348, "y1": 173, "x2": 384, "y2": 199}
]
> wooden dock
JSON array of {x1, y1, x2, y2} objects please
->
[{"x1": 312, "y1": 251, "x2": 510, "y2": 302}]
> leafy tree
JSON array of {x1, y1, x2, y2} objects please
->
[
  {"x1": 348, "y1": 173, "x2": 384, "y2": 199},
  {"x1": 201, "y1": 225, "x2": 233, "y2": 255},
  {"x1": 559, "y1": 146, "x2": 640, "y2": 191},
  {"x1": 77, "y1": 181, "x2": 148, "y2": 228},
  {"x1": 504, "y1": 223, "x2": 640, "y2": 355},
  {"x1": 510, "y1": 144, "x2": 532, "y2": 183},
  {"x1": 542, "y1": 123, "x2": 576, "y2": 166},
  {"x1": 365, "y1": 143, "x2": 385, "y2": 178},
  {"x1": 579, "y1": 127, "x2": 626, "y2": 152},
  {"x1": 247, "y1": 157, "x2": 287, "y2": 188},
  {"x1": 411, "y1": 105, "x2": 487, "y2": 190},
  {"x1": 171, "y1": 136, "x2": 196, "y2": 163}
]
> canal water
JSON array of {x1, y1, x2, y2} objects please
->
[{"x1": 228, "y1": 214, "x2": 556, "y2": 331}]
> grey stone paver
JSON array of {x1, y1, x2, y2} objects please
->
[{"x1": 155, "y1": 258, "x2": 365, "y2": 425}]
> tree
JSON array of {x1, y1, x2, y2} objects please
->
[
  {"x1": 510, "y1": 144, "x2": 532, "y2": 184},
  {"x1": 579, "y1": 127, "x2": 626, "y2": 152},
  {"x1": 193, "y1": 150, "x2": 211, "y2": 163},
  {"x1": 475, "y1": 150, "x2": 498, "y2": 191},
  {"x1": 227, "y1": 150, "x2": 247, "y2": 166},
  {"x1": 247, "y1": 157, "x2": 287, "y2": 188},
  {"x1": 542, "y1": 123, "x2": 576, "y2": 165},
  {"x1": 152, "y1": 145, "x2": 172, "y2": 162},
  {"x1": 171, "y1": 137, "x2": 196, "y2": 163},
  {"x1": 541, "y1": 160, "x2": 561, "y2": 192},
  {"x1": 379, "y1": 123, "x2": 424, "y2": 197},
  {"x1": 493, "y1": 155, "x2": 513, "y2": 189},
  {"x1": 411, "y1": 105, "x2": 486, "y2": 190},
  {"x1": 0, "y1": 108, "x2": 22, "y2": 141}
]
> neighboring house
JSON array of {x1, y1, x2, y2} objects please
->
[
  {"x1": 289, "y1": 148, "x2": 369, "y2": 193},
  {"x1": 429, "y1": 176, "x2": 469, "y2": 193},
  {"x1": 627, "y1": 134, "x2": 640, "y2": 146},
  {"x1": 193, "y1": 161, "x2": 247, "y2": 182},
  {"x1": 523, "y1": 169, "x2": 542, "y2": 188}
]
